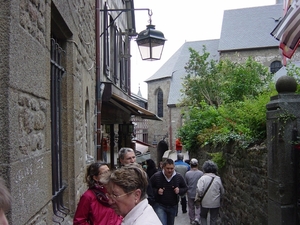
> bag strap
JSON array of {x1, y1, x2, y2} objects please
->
[{"x1": 201, "y1": 176, "x2": 215, "y2": 199}]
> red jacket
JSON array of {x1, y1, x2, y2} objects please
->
[
  {"x1": 73, "y1": 189, "x2": 122, "y2": 225},
  {"x1": 175, "y1": 138, "x2": 182, "y2": 151}
]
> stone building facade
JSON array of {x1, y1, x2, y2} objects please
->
[
  {"x1": 0, "y1": 0, "x2": 157, "y2": 224},
  {"x1": 146, "y1": 78, "x2": 171, "y2": 161},
  {"x1": 0, "y1": 0, "x2": 97, "y2": 223}
]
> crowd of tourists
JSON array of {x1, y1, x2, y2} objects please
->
[{"x1": 72, "y1": 147, "x2": 225, "y2": 225}]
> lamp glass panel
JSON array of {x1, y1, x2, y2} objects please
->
[
  {"x1": 151, "y1": 45, "x2": 164, "y2": 59},
  {"x1": 138, "y1": 45, "x2": 151, "y2": 60}
]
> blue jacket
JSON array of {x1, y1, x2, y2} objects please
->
[{"x1": 174, "y1": 160, "x2": 190, "y2": 179}]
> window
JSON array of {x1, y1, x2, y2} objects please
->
[
  {"x1": 50, "y1": 37, "x2": 69, "y2": 221},
  {"x1": 120, "y1": 36, "x2": 129, "y2": 92},
  {"x1": 142, "y1": 129, "x2": 148, "y2": 143},
  {"x1": 157, "y1": 89, "x2": 163, "y2": 117},
  {"x1": 103, "y1": 9, "x2": 130, "y2": 94},
  {"x1": 85, "y1": 99, "x2": 92, "y2": 162},
  {"x1": 103, "y1": 4, "x2": 110, "y2": 76},
  {"x1": 112, "y1": 25, "x2": 119, "y2": 84},
  {"x1": 270, "y1": 60, "x2": 282, "y2": 74}
]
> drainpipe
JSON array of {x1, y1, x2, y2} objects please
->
[{"x1": 95, "y1": 0, "x2": 102, "y2": 160}]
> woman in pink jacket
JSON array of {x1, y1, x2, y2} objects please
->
[{"x1": 74, "y1": 162, "x2": 122, "y2": 225}]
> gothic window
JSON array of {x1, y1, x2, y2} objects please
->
[
  {"x1": 157, "y1": 89, "x2": 163, "y2": 117},
  {"x1": 270, "y1": 60, "x2": 282, "y2": 74}
]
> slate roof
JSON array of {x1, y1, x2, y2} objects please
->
[
  {"x1": 145, "y1": 39, "x2": 220, "y2": 105},
  {"x1": 219, "y1": 4, "x2": 282, "y2": 51}
]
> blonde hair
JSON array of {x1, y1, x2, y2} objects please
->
[{"x1": 103, "y1": 163, "x2": 148, "y2": 200}]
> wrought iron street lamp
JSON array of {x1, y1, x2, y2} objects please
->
[
  {"x1": 136, "y1": 24, "x2": 166, "y2": 61},
  {"x1": 98, "y1": 7, "x2": 166, "y2": 61}
]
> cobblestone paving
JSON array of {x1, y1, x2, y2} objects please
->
[{"x1": 174, "y1": 209, "x2": 190, "y2": 225}]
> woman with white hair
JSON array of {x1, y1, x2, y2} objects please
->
[{"x1": 196, "y1": 160, "x2": 225, "y2": 225}]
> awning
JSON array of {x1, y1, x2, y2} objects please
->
[
  {"x1": 111, "y1": 94, "x2": 162, "y2": 121},
  {"x1": 136, "y1": 152, "x2": 151, "y2": 163},
  {"x1": 136, "y1": 142, "x2": 149, "y2": 154},
  {"x1": 134, "y1": 140, "x2": 154, "y2": 163},
  {"x1": 162, "y1": 150, "x2": 190, "y2": 161}
]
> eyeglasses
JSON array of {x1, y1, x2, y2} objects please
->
[{"x1": 106, "y1": 190, "x2": 134, "y2": 201}]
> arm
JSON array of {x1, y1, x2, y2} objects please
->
[
  {"x1": 185, "y1": 173, "x2": 189, "y2": 186},
  {"x1": 149, "y1": 174, "x2": 159, "y2": 196},
  {"x1": 196, "y1": 177, "x2": 205, "y2": 196},
  {"x1": 73, "y1": 192, "x2": 92, "y2": 225},
  {"x1": 178, "y1": 175, "x2": 188, "y2": 196},
  {"x1": 147, "y1": 177, "x2": 155, "y2": 206},
  {"x1": 219, "y1": 177, "x2": 225, "y2": 196}
]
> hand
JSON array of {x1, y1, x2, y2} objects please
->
[
  {"x1": 173, "y1": 187, "x2": 179, "y2": 194},
  {"x1": 158, "y1": 188, "x2": 164, "y2": 195}
]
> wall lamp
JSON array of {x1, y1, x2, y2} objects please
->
[{"x1": 98, "y1": 7, "x2": 166, "y2": 61}]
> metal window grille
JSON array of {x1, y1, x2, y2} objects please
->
[{"x1": 50, "y1": 38, "x2": 69, "y2": 224}]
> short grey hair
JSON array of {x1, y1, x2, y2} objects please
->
[
  {"x1": 177, "y1": 153, "x2": 184, "y2": 161},
  {"x1": 118, "y1": 147, "x2": 135, "y2": 160},
  {"x1": 202, "y1": 160, "x2": 218, "y2": 174}
]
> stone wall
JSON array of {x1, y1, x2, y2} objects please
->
[
  {"x1": 220, "y1": 47, "x2": 300, "y2": 67},
  {"x1": 0, "y1": 0, "x2": 96, "y2": 224},
  {"x1": 193, "y1": 142, "x2": 268, "y2": 225}
]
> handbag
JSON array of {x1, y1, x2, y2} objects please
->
[{"x1": 194, "y1": 176, "x2": 215, "y2": 207}]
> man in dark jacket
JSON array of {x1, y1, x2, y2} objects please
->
[{"x1": 150, "y1": 158, "x2": 188, "y2": 225}]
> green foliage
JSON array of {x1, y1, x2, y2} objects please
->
[
  {"x1": 178, "y1": 89, "x2": 276, "y2": 153},
  {"x1": 208, "y1": 152, "x2": 226, "y2": 170},
  {"x1": 180, "y1": 47, "x2": 273, "y2": 108},
  {"x1": 177, "y1": 46, "x2": 277, "y2": 154},
  {"x1": 181, "y1": 47, "x2": 222, "y2": 107},
  {"x1": 285, "y1": 62, "x2": 300, "y2": 93},
  {"x1": 217, "y1": 58, "x2": 272, "y2": 103}
]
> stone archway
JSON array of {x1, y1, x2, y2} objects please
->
[{"x1": 157, "y1": 139, "x2": 169, "y2": 164}]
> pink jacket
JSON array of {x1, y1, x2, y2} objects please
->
[{"x1": 74, "y1": 189, "x2": 122, "y2": 225}]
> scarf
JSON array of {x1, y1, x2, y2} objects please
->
[{"x1": 91, "y1": 182, "x2": 110, "y2": 207}]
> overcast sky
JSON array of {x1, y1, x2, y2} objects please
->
[{"x1": 130, "y1": 0, "x2": 278, "y2": 98}]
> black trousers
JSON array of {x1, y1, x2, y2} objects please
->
[{"x1": 179, "y1": 195, "x2": 187, "y2": 213}]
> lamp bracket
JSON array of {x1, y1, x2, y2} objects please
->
[{"x1": 98, "y1": 8, "x2": 151, "y2": 38}]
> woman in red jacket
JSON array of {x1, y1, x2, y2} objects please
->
[{"x1": 74, "y1": 162, "x2": 122, "y2": 225}]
